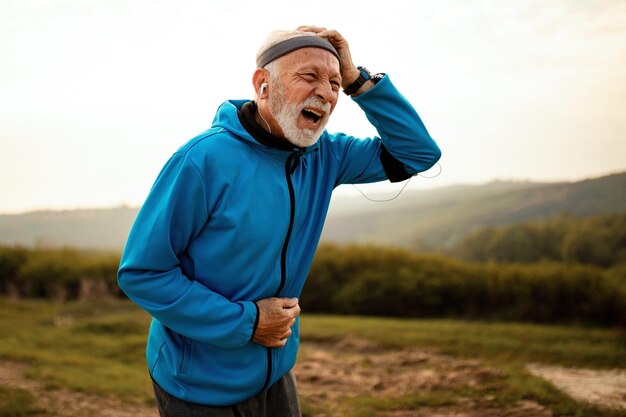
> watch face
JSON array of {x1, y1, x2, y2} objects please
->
[{"x1": 370, "y1": 73, "x2": 385, "y2": 84}]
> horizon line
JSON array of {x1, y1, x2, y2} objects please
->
[{"x1": 1, "y1": 170, "x2": 623, "y2": 216}]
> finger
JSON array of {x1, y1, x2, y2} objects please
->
[
  {"x1": 315, "y1": 29, "x2": 343, "y2": 42},
  {"x1": 280, "y1": 297, "x2": 299, "y2": 308},
  {"x1": 296, "y1": 25, "x2": 326, "y2": 33},
  {"x1": 265, "y1": 340, "x2": 285, "y2": 348},
  {"x1": 299, "y1": 26, "x2": 345, "y2": 46},
  {"x1": 285, "y1": 304, "x2": 301, "y2": 318},
  {"x1": 269, "y1": 337, "x2": 288, "y2": 348}
]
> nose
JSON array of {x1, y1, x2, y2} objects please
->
[{"x1": 315, "y1": 80, "x2": 334, "y2": 103}]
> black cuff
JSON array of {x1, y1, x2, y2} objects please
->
[
  {"x1": 252, "y1": 302, "x2": 260, "y2": 339},
  {"x1": 380, "y1": 145, "x2": 412, "y2": 182}
]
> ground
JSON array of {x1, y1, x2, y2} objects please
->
[
  {"x1": 0, "y1": 361, "x2": 154, "y2": 417},
  {"x1": 526, "y1": 364, "x2": 626, "y2": 411},
  {"x1": 295, "y1": 338, "x2": 553, "y2": 417},
  {"x1": 0, "y1": 338, "x2": 624, "y2": 417}
]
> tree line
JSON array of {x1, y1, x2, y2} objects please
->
[
  {"x1": 451, "y1": 212, "x2": 626, "y2": 267},
  {"x1": 1, "y1": 244, "x2": 624, "y2": 327}
]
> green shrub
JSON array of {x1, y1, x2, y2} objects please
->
[
  {"x1": 2, "y1": 242, "x2": 624, "y2": 327},
  {"x1": 0, "y1": 246, "x2": 121, "y2": 300},
  {"x1": 454, "y1": 212, "x2": 626, "y2": 267},
  {"x1": 0, "y1": 246, "x2": 28, "y2": 293},
  {"x1": 302, "y1": 243, "x2": 625, "y2": 326}
]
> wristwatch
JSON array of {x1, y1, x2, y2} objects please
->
[{"x1": 343, "y1": 66, "x2": 371, "y2": 95}]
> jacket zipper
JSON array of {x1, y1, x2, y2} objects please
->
[
  {"x1": 278, "y1": 150, "x2": 300, "y2": 296},
  {"x1": 260, "y1": 149, "x2": 301, "y2": 392}
]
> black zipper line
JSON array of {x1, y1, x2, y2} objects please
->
[
  {"x1": 261, "y1": 348, "x2": 272, "y2": 393},
  {"x1": 260, "y1": 149, "x2": 301, "y2": 393},
  {"x1": 277, "y1": 150, "x2": 300, "y2": 296}
]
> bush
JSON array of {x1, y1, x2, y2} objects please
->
[
  {"x1": 2, "y1": 243, "x2": 624, "y2": 327},
  {"x1": 302, "y1": 243, "x2": 625, "y2": 326},
  {"x1": 0, "y1": 246, "x2": 121, "y2": 301},
  {"x1": 454, "y1": 212, "x2": 626, "y2": 267},
  {"x1": 0, "y1": 246, "x2": 28, "y2": 293}
]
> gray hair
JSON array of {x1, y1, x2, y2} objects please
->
[
  {"x1": 255, "y1": 30, "x2": 316, "y2": 68},
  {"x1": 263, "y1": 61, "x2": 280, "y2": 81},
  {"x1": 254, "y1": 60, "x2": 281, "y2": 101}
]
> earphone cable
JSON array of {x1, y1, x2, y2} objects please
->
[{"x1": 351, "y1": 162, "x2": 442, "y2": 203}]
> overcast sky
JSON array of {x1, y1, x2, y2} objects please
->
[{"x1": 1, "y1": 0, "x2": 625, "y2": 213}]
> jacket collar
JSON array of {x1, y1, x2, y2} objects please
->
[
  {"x1": 211, "y1": 100, "x2": 320, "y2": 155},
  {"x1": 238, "y1": 101, "x2": 298, "y2": 151}
]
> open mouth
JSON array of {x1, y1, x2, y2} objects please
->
[{"x1": 301, "y1": 108, "x2": 322, "y2": 124}]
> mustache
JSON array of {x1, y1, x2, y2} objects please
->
[{"x1": 299, "y1": 96, "x2": 331, "y2": 114}]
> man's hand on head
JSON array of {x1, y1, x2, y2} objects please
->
[
  {"x1": 297, "y1": 25, "x2": 373, "y2": 95},
  {"x1": 253, "y1": 297, "x2": 301, "y2": 348}
]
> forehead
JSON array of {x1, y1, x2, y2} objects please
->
[{"x1": 279, "y1": 47, "x2": 341, "y2": 77}]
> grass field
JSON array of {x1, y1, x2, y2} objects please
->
[{"x1": 0, "y1": 298, "x2": 624, "y2": 417}]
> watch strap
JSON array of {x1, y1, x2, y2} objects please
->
[{"x1": 343, "y1": 66, "x2": 371, "y2": 95}]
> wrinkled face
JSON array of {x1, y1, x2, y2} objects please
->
[{"x1": 267, "y1": 47, "x2": 341, "y2": 147}]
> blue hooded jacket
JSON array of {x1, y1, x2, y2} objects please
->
[{"x1": 118, "y1": 75, "x2": 441, "y2": 405}]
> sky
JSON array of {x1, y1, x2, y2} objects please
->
[{"x1": 1, "y1": 0, "x2": 625, "y2": 214}]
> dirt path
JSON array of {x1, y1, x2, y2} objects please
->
[
  {"x1": 1, "y1": 340, "x2": 624, "y2": 416},
  {"x1": 0, "y1": 361, "x2": 158, "y2": 417},
  {"x1": 527, "y1": 363, "x2": 626, "y2": 410},
  {"x1": 295, "y1": 338, "x2": 553, "y2": 417}
]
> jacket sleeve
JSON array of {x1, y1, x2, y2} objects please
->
[
  {"x1": 117, "y1": 152, "x2": 257, "y2": 349},
  {"x1": 329, "y1": 74, "x2": 441, "y2": 185}
]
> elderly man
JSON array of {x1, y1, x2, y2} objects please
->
[{"x1": 118, "y1": 26, "x2": 441, "y2": 416}]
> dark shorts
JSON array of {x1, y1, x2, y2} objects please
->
[{"x1": 152, "y1": 371, "x2": 302, "y2": 417}]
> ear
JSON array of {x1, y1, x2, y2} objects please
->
[{"x1": 252, "y1": 68, "x2": 269, "y2": 98}]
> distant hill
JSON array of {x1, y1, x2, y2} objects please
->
[
  {"x1": 321, "y1": 171, "x2": 626, "y2": 249},
  {"x1": 0, "y1": 172, "x2": 624, "y2": 251},
  {"x1": 0, "y1": 206, "x2": 138, "y2": 251}
]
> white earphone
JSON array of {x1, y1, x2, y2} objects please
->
[{"x1": 260, "y1": 83, "x2": 267, "y2": 95}]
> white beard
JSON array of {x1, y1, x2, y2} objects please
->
[{"x1": 268, "y1": 85, "x2": 331, "y2": 148}]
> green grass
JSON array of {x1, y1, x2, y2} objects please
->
[
  {"x1": 0, "y1": 298, "x2": 154, "y2": 404},
  {"x1": 0, "y1": 298, "x2": 625, "y2": 416},
  {"x1": 300, "y1": 315, "x2": 626, "y2": 417},
  {"x1": 300, "y1": 315, "x2": 626, "y2": 369},
  {"x1": 0, "y1": 386, "x2": 53, "y2": 417}
]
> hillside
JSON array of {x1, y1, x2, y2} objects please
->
[
  {"x1": 321, "y1": 171, "x2": 626, "y2": 249},
  {"x1": 0, "y1": 172, "x2": 624, "y2": 250},
  {"x1": 0, "y1": 205, "x2": 137, "y2": 250}
]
